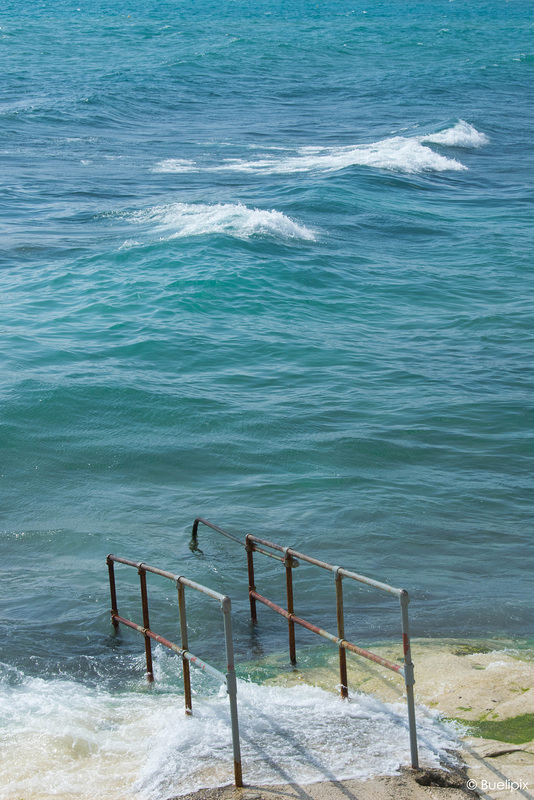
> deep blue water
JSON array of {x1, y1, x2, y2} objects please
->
[{"x1": 1, "y1": 0, "x2": 533, "y2": 714}]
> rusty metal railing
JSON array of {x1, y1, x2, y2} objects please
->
[
  {"x1": 191, "y1": 517, "x2": 419, "y2": 770},
  {"x1": 106, "y1": 554, "x2": 243, "y2": 787}
]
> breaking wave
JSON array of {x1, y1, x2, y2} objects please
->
[
  {"x1": 123, "y1": 202, "x2": 316, "y2": 242},
  {"x1": 155, "y1": 121, "x2": 488, "y2": 176},
  {"x1": 422, "y1": 120, "x2": 489, "y2": 148}
]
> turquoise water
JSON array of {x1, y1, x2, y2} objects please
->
[{"x1": 1, "y1": 0, "x2": 533, "y2": 795}]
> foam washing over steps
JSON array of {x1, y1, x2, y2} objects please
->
[{"x1": 0, "y1": 667, "x2": 459, "y2": 800}]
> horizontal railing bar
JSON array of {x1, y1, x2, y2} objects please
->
[
  {"x1": 193, "y1": 518, "x2": 293, "y2": 564},
  {"x1": 343, "y1": 639, "x2": 403, "y2": 673},
  {"x1": 113, "y1": 615, "x2": 227, "y2": 683},
  {"x1": 179, "y1": 576, "x2": 228, "y2": 603},
  {"x1": 250, "y1": 592, "x2": 403, "y2": 675},
  {"x1": 247, "y1": 537, "x2": 402, "y2": 596},
  {"x1": 337, "y1": 567, "x2": 403, "y2": 597},
  {"x1": 193, "y1": 517, "x2": 244, "y2": 547},
  {"x1": 253, "y1": 545, "x2": 294, "y2": 564},
  {"x1": 109, "y1": 554, "x2": 144, "y2": 569},
  {"x1": 107, "y1": 555, "x2": 227, "y2": 603}
]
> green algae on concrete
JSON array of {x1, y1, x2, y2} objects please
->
[
  {"x1": 451, "y1": 644, "x2": 493, "y2": 657},
  {"x1": 452, "y1": 713, "x2": 534, "y2": 745}
]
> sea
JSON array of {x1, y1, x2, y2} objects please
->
[{"x1": 1, "y1": 0, "x2": 533, "y2": 797}]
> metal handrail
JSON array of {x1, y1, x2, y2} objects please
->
[
  {"x1": 191, "y1": 518, "x2": 419, "y2": 770},
  {"x1": 106, "y1": 554, "x2": 243, "y2": 787},
  {"x1": 191, "y1": 516, "x2": 299, "y2": 567}
]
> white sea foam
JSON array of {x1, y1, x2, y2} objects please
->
[
  {"x1": 422, "y1": 120, "x2": 490, "y2": 148},
  {"x1": 126, "y1": 202, "x2": 316, "y2": 241},
  {"x1": 154, "y1": 121, "x2": 488, "y2": 176},
  {"x1": 214, "y1": 138, "x2": 467, "y2": 174},
  {"x1": 153, "y1": 158, "x2": 196, "y2": 173},
  {"x1": 0, "y1": 670, "x2": 458, "y2": 800}
]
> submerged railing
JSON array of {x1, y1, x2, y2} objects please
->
[
  {"x1": 106, "y1": 554, "x2": 243, "y2": 787},
  {"x1": 191, "y1": 516, "x2": 419, "y2": 770}
]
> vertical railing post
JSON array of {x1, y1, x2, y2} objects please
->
[
  {"x1": 400, "y1": 590, "x2": 418, "y2": 769},
  {"x1": 107, "y1": 555, "x2": 120, "y2": 630},
  {"x1": 177, "y1": 580, "x2": 192, "y2": 715},
  {"x1": 191, "y1": 518, "x2": 200, "y2": 547},
  {"x1": 222, "y1": 596, "x2": 243, "y2": 788},
  {"x1": 284, "y1": 548, "x2": 297, "y2": 665},
  {"x1": 138, "y1": 564, "x2": 154, "y2": 683},
  {"x1": 334, "y1": 567, "x2": 348, "y2": 699},
  {"x1": 245, "y1": 535, "x2": 257, "y2": 621}
]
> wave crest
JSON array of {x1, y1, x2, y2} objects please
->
[
  {"x1": 422, "y1": 120, "x2": 489, "y2": 148},
  {"x1": 154, "y1": 121, "x2": 488, "y2": 176},
  {"x1": 126, "y1": 202, "x2": 316, "y2": 242}
]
